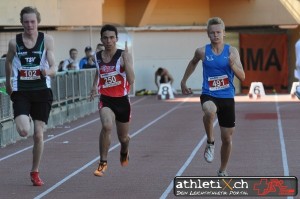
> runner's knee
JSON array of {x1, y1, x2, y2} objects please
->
[
  {"x1": 221, "y1": 137, "x2": 232, "y2": 145},
  {"x1": 203, "y1": 111, "x2": 215, "y2": 121},
  {"x1": 17, "y1": 126, "x2": 30, "y2": 137},
  {"x1": 118, "y1": 135, "x2": 130, "y2": 144},
  {"x1": 18, "y1": 130, "x2": 29, "y2": 137},
  {"x1": 221, "y1": 131, "x2": 233, "y2": 144},
  {"x1": 33, "y1": 132, "x2": 43, "y2": 142},
  {"x1": 102, "y1": 122, "x2": 113, "y2": 132}
]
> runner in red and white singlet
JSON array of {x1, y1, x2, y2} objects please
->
[
  {"x1": 90, "y1": 24, "x2": 135, "y2": 177},
  {"x1": 96, "y1": 48, "x2": 130, "y2": 97}
]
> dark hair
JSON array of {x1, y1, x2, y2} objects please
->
[
  {"x1": 156, "y1": 67, "x2": 164, "y2": 75},
  {"x1": 20, "y1": 6, "x2": 41, "y2": 24},
  {"x1": 85, "y1": 46, "x2": 92, "y2": 52},
  {"x1": 100, "y1": 24, "x2": 118, "y2": 38},
  {"x1": 69, "y1": 48, "x2": 78, "y2": 55}
]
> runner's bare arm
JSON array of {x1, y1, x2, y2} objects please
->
[
  {"x1": 121, "y1": 41, "x2": 135, "y2": 85},
  {"x1": 44, "y1": 34, "x2": 56, "y2": 77},
  {"x1": 181, "y1": 47, "x2": 203, "y2": 94},
  {"x1": 90, "y1": 69, "x2": 99, "y2": 100},
  {"x1": 5, "y1": 39, "x2": 16, "y2": 95},
  {"x1": 229, "y1": 46, "x2": 245, "y2": 81}
]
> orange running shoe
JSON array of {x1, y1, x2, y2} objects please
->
[
  {"x1": 30, "y1": 171, "x2": 44, "y2": 186},
  {"x1": 120, "y1": 151, "x2": 129, "y2": 167},
  {"x1": 94, "y1": 162, "x2": 108, "y2": 177}
]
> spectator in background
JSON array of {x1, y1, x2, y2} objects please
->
[
  {"x1": 155, "y1": 67, "x2": 174, "y2": 90},
  {"x1": 95, "y1": 43, "x2": 105, "y2": 53},
  {"x1": 82, "y1": 55, "x2": 96, "y2": 69},
  {"x1": 79, "y1": 46, "x2": 95, "y2": 69},
  {"x1": 155, "y1": 67, "x2": 177, "y2": 94},
  {"x1": 63, "y1": 48, "x2": 79, "y2": 71},
  {"x1": 57, "y1": 60, "x2": 64, "y2": 72}
]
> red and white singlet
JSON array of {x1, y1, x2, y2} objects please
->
[{"x1": 95, "y1": 49, "x2": 130, "y2": 97}]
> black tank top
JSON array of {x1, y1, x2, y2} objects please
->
[{"x1": 15, "y1": 32, "x2": 48, "y2": 91}]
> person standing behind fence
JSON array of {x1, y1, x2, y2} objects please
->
[
  {"x1": 57, "y1": 60, "x2": 64, "y2": 72},
  {"x1": 82, "y1": 55, "x2": 96, "y2": 69},
  {"x1": 79, "y1": 46, "x2": 96, "y2": 69},
  {"x1": 5, "y1": 6, "x2": 56, "y2": 186},
  {"x1": 95, "y1": 43, "x2": 105, "y2": 53},
  {"x1": 181, "y1": 17, "x2": 245, "y2": 176},
  {"x1": 90, "y1": 24, "x2": 135, "y2": 177},
  {"x1": 63, "y1": 48, "x2": 79, "y2": 71}
]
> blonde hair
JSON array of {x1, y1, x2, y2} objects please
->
[{"x1": 207, "y1": 17, "x2": 225, "y2": 30}]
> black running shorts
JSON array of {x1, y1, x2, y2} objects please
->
[
  {"x1": 200, "y1": 94, "x2": 235, "y2": 128},
  {"x1": 10, "y1": 89, "x2": 53, "y2": 124},
  {"x1": 98, "y1": 95, "x2": 131, "y2": 123}
]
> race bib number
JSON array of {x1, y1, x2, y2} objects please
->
[
  {"x1": 208, "y1": 75, "x2": 229, "y2": 91},
  {"x1": 100, "y1": 72, "x2": 121, "y2": 88},
  {"x1": 20, "y1": 66, "x2": 41, "y2": 80}
]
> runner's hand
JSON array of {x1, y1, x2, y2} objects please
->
[
  {"x1": 122, "y1": 41, "x2": 129, "y2": 67},
  {"x1": 41, "y1": 69, "x2": 48, "y2": 77},
  {"x1": 90, "y1": 88, "x2": 97, "y2": 101},
  {"x1": 181, "y1": 81, "x2": 193, "y2": 95}
]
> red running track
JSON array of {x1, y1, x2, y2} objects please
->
[{"x1": 0, "y1": 94, "x2": 299, "y2": 199}]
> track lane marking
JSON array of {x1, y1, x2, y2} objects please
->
[
  {"x1": 274, "y1": 95, "x2": 293, "y2": 199},
  {"x1": 160, "y1": 120, "x2": 218, "y2": 199},
  {"x1": 34, "y1": 97, "x2": 190, "y2": 199},
  {"x1": 0, "y1": 97, "x2": 147, "y2": 162}
]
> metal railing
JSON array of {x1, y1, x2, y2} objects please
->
[{"x1": 0, "y1": 69, "x2": 97, "y2": 123}]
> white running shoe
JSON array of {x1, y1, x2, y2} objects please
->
[
  {"x1": 217, "y1": 170, "x2": 228, "y2": 177},
  {"x1": 204, "y1": 143, "x2": 215, "y2": 163}
]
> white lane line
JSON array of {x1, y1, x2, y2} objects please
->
[
  {"x1": 34, "y1": 97, "x2": 190, "y2": 199},
  {"x1": 160, "y1": 119, "x2": 218, "y2": 199},
  {"x1": 274, "y1": 94, "x2": 290, "y2": 176},
  {"x1": 0, "y1": 97, "x2": 147, "y2": 162},
  {"x1": 0, "y1": 119, "x2": 99, "y2": 162},
  {"x1": 274, "y1": 95, "x2": 293, "y2": 199}
]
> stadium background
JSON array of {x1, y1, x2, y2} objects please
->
[{"x1": 0, "y1": 0, "x2": 300, "y2": 93}]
